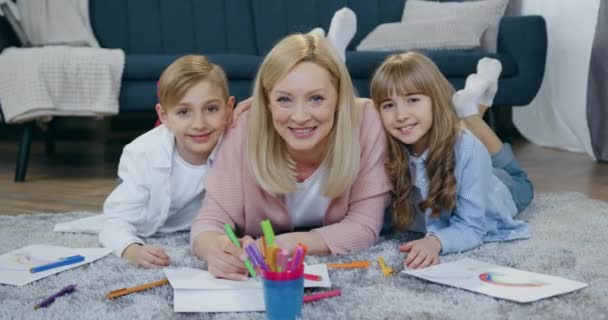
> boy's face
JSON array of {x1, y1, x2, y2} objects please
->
[
  {"x1": 378, "y1": 92, "x2": 433, "y2": 156},
  {"x1": 156, "y1": 80, "x2": 234, "y2": 165}
]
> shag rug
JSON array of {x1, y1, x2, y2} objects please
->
[{"x1": 1, "y1": 192, "x2": 607, "y2": 320}]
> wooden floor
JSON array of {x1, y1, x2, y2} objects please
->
[{"x1": 0, "y1": 139, "x2": 607, "y2": 214}]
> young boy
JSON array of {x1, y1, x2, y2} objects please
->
[{"x1": 99, "y1": 55, "x2": 234, "y2": 268}]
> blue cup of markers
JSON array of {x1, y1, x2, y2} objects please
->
[{"x1": 262, "y1": 265, "x2": 304, "y2": 320}]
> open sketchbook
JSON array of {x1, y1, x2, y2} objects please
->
[
  {"x1": 165, "y1": 263, "x2": 331, "y2": 312},
  {"x1": 402, "y1": 258, "x2": 587, "y2": 303},
  {"x1": 0, "y1": 244, "x2": 111, "y2": 286}
]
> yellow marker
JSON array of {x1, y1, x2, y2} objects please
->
[{"x1": 378, "y1": 256, "x2": 394, "y2": 277}]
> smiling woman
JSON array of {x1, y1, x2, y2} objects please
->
[{"x1": 190, "y1": 33, "x2": 391, "y2": 281}]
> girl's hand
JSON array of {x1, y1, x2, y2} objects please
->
[
  {"x1": 230, "y1": 97, "x2": 252, "y2": 128},
  {"x1": 206, "y1": 235, "x2": 255, "y2": 281},
  {"x1": 399, "y1": 235, "x2": 442, "y2": 269},
  {"x1": 122, "y1": 244, "x2": 170, "y2": 268}
]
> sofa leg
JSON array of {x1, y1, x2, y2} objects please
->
[
  {"x1": 491, "y1": 105, "x2": 523, "y2": 142},
  {"x1": 45, "y1": 118, "x2": 56, "y2": 156},
  {"x1": 15, "y1": 121, "x2": 34, "y2": 182},
  {"x1": 485, "y1": 107, "x2": 497, "y2": 132}
]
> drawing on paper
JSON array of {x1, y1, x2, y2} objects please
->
[
  {"x1": 0, "y1": 253, "x2": 51, "y2": 271},
  {"x1": 479, "y1": 272, "x2": 545, "y2": 288}
]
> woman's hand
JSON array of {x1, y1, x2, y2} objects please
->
[
  {"x1": 399, "y1": 235, "x2": 441, "y2": 269},
  {"x1": 122, "y1": 243, "x2": 170, "y2": 268},
  {"x1": 200, "y1": 234, "x2": 257, "y2": 281}
]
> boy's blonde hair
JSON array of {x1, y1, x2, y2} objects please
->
[
  {"x1": 371, "y1": 52, "x2": 460, "y2": 230},
  {"x1": 157, "y1": 54, "x2": 229, "y2": 108},
  {"x1": 247, "y1": 33, "x2": 360, "y2": 198}
]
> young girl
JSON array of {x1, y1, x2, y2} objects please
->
[{"x1": 371, "y1": 52, "x2": 533, "y2": 270}]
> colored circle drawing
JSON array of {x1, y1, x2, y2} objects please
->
[{"x1": 479, "y1": 272, "x2": 545, "y2": 288}]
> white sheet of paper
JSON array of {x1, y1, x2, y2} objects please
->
[
  {"x1": 402, "y1": 258, "x2": 587, "y2": 303},
  {"x1": 0, "y1": 244, "x2": 111, "y2": 286},
  {"x1": 165, "y1": 263, "x2": 331, "y2": 312},
  {"x1": 174, "y1": 288, "x2": 266, "y2": 313},
  {"x1": 304, "y1": 263, "x2": 331, "y2": 288}
]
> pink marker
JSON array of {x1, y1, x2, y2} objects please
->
[
  {"x1": 276, "y1": 249, "x2": 289, "y2": 272},
  {"x1": 303, "y1": 289, "x2": 342, "y2": 303},
  {"x1": 290, "y1": 246, "x2": 304, "y2": 272}
]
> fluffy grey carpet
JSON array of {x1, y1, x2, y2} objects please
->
[{"x1": 1, "y1": 192, "x2": 607, "y2": 320}]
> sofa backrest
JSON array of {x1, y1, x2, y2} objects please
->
[
  {"x1": 90, "y1": 0, "x2": 460, "y2": 56},
  {"x1": 89, "y1": 0, "x2": 258, "y2": 55},
  {"x1": 251, "y1": 0, "x2": 405, "y2": 55}
]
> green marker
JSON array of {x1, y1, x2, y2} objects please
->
[
  {"x1": 260, "y1": 219, "x2": 276, "y2": 247},
  {"x1": 224, "y1": 224, "x2": 257, "y2": 279}
]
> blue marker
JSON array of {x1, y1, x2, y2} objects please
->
[{"x1": 30, "y1": 255, "x2": 85, "y2": 273}]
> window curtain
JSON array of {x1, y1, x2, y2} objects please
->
[
  {"x1": 509, "y1": 0, "x2": 601, "y2": 160},
  {"x1": 587, "y1": 0, "x2": 608, "y2": 162}
]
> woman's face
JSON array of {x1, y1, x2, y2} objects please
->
[{"x1": 268, "y1": 61, "x2": 338, "y2": 162}]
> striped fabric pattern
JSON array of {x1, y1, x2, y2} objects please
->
[{"x1": 407, "y1": 130, "x2": 529, "y2": 254}]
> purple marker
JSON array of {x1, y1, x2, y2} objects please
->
[
  {"x1": 34, "y1": 284, "x2": 77, "y2": 309},
  {"x1": 245, "y1": 244, "x2": 270, "y2": 272}
]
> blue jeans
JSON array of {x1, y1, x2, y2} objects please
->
[
  {"x1": 491, "y1": 143, "x2": 534, "y2": 213},
  {"x1": 381, "y1": 143, "x2": 533, "y2": 235}
]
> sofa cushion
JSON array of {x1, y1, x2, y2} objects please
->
[
  {"x1": 402, "y1": 0, "x2": 508, "y2": 53},
  {"x1": 346, "y1": 49, "x2": 517, "y2": 79},
  {"x1": 124, "y1": 54, "x2": 261, "y2": 81},
  {"x1": 356, "y1": 19, "x2": 488, "y2": 52}
]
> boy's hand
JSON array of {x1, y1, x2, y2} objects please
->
[
  {"x1": 399, "y1": 235, "x2": 441, "y2": 269},
  {"x1": 122, "y1": 244, "x2": 170, "y2": 268},
  {"x1": 206, "y1": 235, "x2": 253, "y2": 281},
  {"x1": 230, "y1": 97, "x2": 252, "y2": 128}
]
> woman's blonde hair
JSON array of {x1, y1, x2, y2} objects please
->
[
  {"x1": 247, "y1": 33, "x2": 360, "y2": 198},
  {"x1": 157, "y1": 54, "x2": 229, "y2": 108},
  {"x1": 370, "y1": 52, "x2": 460, "y2": 230}
]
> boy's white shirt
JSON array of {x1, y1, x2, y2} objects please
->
[{"x1": 98, "y1": 125, "x2": 220, "y2": 257}]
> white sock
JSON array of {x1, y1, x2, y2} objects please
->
[
  {"x1": 476, "y1": 58, "x2": 502, "y2": 106},
  {"x1": 308, "y1": 27, "x2": 325, "y2": 38},
  {"x1": 452, "y1": 74, "x2": 488, "y2": 118},
  {"x1": 326, "y1": 7, "x2": 357, "y2": 62}
]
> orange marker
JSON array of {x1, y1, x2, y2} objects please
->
[
  {"x1": 267, "y1": 246, "x2": 279, "y2": 271},
  {"x1": 260, "y1": 236, "x2": 267, "y2": 259},
  {"x1": 327, "y1": 261, "x2": 371, "y2": 269},
  {"x1": 298, "y1": 242, "x2": 308, "y2": 255},
  {"x1": 107, "y1": 278, "x2": 169, "y2": 299}
]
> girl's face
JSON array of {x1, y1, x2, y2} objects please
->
[
  {"x1": 268, "y1": 61, "x2": 338, "y2": 162},
  {"x1": 379, "y1": 92, "x2": 433, "y2": 155}
]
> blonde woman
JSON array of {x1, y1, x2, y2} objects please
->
[{"x1": 191, "y1": 33, "x2": 391, "y2": 280}]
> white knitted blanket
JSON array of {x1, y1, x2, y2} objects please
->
[{"x1": 0, "y1": 46, "x2": 124, "y2": 123}]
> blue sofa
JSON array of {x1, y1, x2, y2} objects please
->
[
  {"x1": 87, "y1": 0, "x2": 546, "y2": 109},
  {"x1": 0, "y1": 0, "x2": 547, "y2": 181}
]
